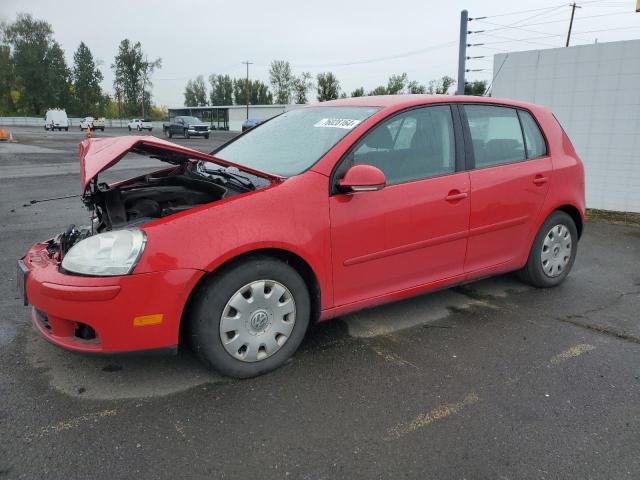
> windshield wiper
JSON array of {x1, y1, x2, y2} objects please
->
[{"x1": 197, "y1": 162, "x2": 256, "y2": 191}]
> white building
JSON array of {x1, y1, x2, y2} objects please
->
[{"x1": 491, "y1": 39, "x2": 640, "y2": 213}]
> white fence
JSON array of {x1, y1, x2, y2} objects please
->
[
  {"x1": 0, "y1": 117, "x2": 166, "y2": 130},
  {"x1": 492, "y1": 39, "x2": 640, "y2": 213}
]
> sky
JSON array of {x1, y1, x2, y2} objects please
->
[{"x1": 1, "y1": 0, "x2": 639, "y2": 107}]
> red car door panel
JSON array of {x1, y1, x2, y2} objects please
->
[
  {"x1": 330, "y1": 173, "x2": 470, "y2": 306},
  {"x1": 465, "y1": 158, "x2": 552, "y2": 272}
]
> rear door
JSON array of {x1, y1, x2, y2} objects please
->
[
  {"x1": 462, "y1": 104, "x2": 552, "y2": 274},
  {"x1": 329, "y1": 104, "x2": 470, "y2": 306}
]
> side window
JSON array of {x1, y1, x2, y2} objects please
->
[
  {"x1": 519, "y1": 110, "x2": 547, "y2": 159},
  {"x1": 465, "y1": 105, "x2": 525, "y2": 168},
  {"x1": 352, "y1": 105, "x2": 455, "y2": 185}
]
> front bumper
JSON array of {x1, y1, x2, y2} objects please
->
[
  {"x1": 187, "y1": 128, "x2": 209, "y2": 136},
  {"x1": 21, "y1": 242, "x2": 204, "y2": 354}
]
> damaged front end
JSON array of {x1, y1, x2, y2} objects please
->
[{"x1": 47, "y1": 136, "x2": 276, "y2": 263}]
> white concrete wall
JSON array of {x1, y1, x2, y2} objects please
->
[{"x1": 492, "y1": 39, "x2": 640, "y2": 213}]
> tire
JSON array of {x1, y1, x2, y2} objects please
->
[
  {"x1": 168, "y1": 130, "x2": 173, "y2": 138},
  {"x1": 137, "y1": 125, "x2": 142, "y2": 131},
  {"x1": 128, "y1": 126, "x2": 131, "y2": 131},
  {"x1": 100, "y1": 127, "x2": 104, "y2": 131},
  {"x1": 518, "y1": 211, "x2": 578, "y2": 288},
  {"x1": 188, "y1": 256, "x2": 311, "y2": 378},
  {"x1": 65, "y1": 127, "x2": 68, "y2": 131},
  {"x1": 184, "y1": 129, "x2": 190, "y2": 139},
  {"x1": 204, "y1": 134, "x2": 209, "y2": 139}
]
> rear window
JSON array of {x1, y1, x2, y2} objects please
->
[
  {"x1": 465, "y1": 105, "x2": 525, "y2": 167},
  {"x1": 519, "y1": 110, "x2": 547, "y2": 158}
]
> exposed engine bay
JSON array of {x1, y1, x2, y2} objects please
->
[{"x1": 50, "y1": 159, "x2": 270, "y2": 258}]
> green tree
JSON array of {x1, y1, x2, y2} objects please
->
[
  {"x1": 269, "y1": 60, "x2": 293, "y2": 104},
  {"x1": 209, "y1": 74, "x2": 233, "y2": 105},
  {"x1": 292, "y1": 72, "x2": 313, "y2": 104},
  {"x1": 0, "y1": 44, "x2": 15, "y2": 114},
  {"x1": 407, "y1": 80, "x2": 427, "y2": 94},
  {"x1": 234, "y1": 79, "x2": 273, "y2": 105},
  {"x1": 386, "y1": 73, "x2": 408, "y2": 94},
  {"x1": 350, "y1": 87, "x2": 365, "y2": 97},
  {"x1": 111, "y1": 39, "x2": 161, "y2": 117},
  {"x1": 184, "y1": 75, "x2": 208, "y2": 106},
  {"x1": 368, "y1": 85, "x2": 388, "y2": 96},
  {"x1": 316, "y1": 72, "x2": 340, "y2": 102},
  {"x1": 71, "y1": 42, "x2": 103, "y2": 115},
  {"x1": 3, "y1": 13, "x2": 71, "y2": 115},
  {"x1": 464, "y1": 80, "x2": 488, "y2": 96},
  {"x1": 427, "y1": 75, "x2": 456, "y2": 95},
  {"x1": 44, "y1": 42, "x2": 71, "y2": 110}
]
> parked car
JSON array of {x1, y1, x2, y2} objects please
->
[
  {"x1": 163, "y1": 116, "x2": 210, "y2": 139},
  {"x1": 44, "y1": 109, "x2": 69, "y2": 131},
  {"x1": 18, "y1": 96, "x2": 585, "y2": 379},
  {"x1": 241, "y1": 118, "x2": 262, "y2": 132},
  {"x1": 79, "y1": 117, "x2": 105, "y2": 131},
  {"x1": 128, "y1": 119, "x2": 152, "y2": 132}
]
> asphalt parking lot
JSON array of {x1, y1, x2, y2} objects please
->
[{"x1": 1, "y1": 126, "x2": 639, "y2": 479}]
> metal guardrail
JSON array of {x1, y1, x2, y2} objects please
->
[{"x1": 0, "y1": 117, "x2": 166, "y2": 129}]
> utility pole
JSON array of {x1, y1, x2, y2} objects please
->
[
  {"x1": 565, "y1": 2, "x2": 581, "y2": 47},
  {"x1": 456, "y1": 10, "x2": 468, "y2": 95},
  {"x1": 241, "y1": 61, "x2": 253, "y2": 120},
  {"x1": 141, "y1": 55, "x2": 148, "y2": 118}
]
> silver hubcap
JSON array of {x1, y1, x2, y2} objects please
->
[
  {"x1": 219, "y1": 280, "x2": 296, "y2": 362},
  {"x1": 541, "y1": 224, "x2": 572, "y2": 277}
]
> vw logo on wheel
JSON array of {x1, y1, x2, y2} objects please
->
[{"x1": 250, "y1": 310, "x2": 270, "y2": 332}]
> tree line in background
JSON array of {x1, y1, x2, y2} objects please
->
[
  {"x1": 0, "y1": 13, "x2": 167, "y2": 119},
  {"x1": 184, "y1": 60, "x2": 488, "y2": 107}
]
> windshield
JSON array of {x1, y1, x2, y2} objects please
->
[
  {"x1": 180, "y1": 116, "x2": 202, "y2": 123},
  {"x1": 215, "y1": 106, "x2": 379, "y2": 176}
]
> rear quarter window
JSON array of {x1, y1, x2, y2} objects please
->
[{"x1": 518, "y1": 110, "x2": 547, "y2": 158}]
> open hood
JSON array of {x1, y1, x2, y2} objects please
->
[{"x1": 79, "y1": 136, "x2": 277, "y2": 192}]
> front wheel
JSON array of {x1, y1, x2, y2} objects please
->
[
  {"x1": 188, "y1": 256, "x2": 310, "y2": 378},
  {"x1": 184, "y1": 129, "x2": 190, "y2": 139},
  {"x1": 128, "y1": 126, "x2": 131, "y2": 131},
  {"x1": 204, "y1": 134, "x2": 209, "y2": 139},
  {"x1": 518, "y1": 211, "x2": 578, "y2": 288}
]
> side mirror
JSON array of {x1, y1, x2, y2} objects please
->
[{"x1": 338, "y1": 164, "x2": 386, "y2": 193}]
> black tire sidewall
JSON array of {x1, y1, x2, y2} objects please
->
[
  {"x1": 189, "y1": 256, "x2": 311, "y2": 378},
  {"x1": 523, "y1": 211, "x2": 578, "y2": 287}
]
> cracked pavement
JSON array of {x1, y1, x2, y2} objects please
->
[{"x1": 1, "y1": 127, "x2": 640, "y2": 479}]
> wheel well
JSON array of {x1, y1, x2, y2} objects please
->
[
  {"x1": 180, "y1": 249, "x2": 322, "y2": 344},
  {"x1": 556, "y1": 205, "x2": 583, "y2": 238}
]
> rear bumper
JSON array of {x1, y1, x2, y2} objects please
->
[{"x1": 22, "y1": 242, "x2": 204, "y2": 354}]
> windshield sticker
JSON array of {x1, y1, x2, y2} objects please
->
[{"x1": 313, "y1": 118, "x2": 362, "y2": 129}]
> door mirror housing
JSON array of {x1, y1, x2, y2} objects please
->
[{"x1": 338, "y1": 164, "x2": 386, "y2": 193}]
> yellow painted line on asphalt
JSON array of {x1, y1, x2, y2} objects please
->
[
  {"x1": 371, "y1": 345, "x2": 416, "y2": 368},
  {"x1": 550, "y1": 343, "x2": 595, "y2": 365},
  {"x1": 385, "y1": 393, "x2": 479, "y2": 440},
  {"x1": 26, "y1": 409, "x2": 118, "y2": 441}
]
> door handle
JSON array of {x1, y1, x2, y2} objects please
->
[
  {"x1": 533, "y1": 175, "x2": 548, "y2": 185},
  {"x1": 445, "y1": 191, "x2": 468, "y2": 202}
]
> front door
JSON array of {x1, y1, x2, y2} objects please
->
[{"x1": 329, "y1": 105, "x2": 470, "y2": 307}]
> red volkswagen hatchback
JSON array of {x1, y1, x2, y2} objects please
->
[{"x1": 18, "y1": 95, "x2": 585, "y2": 378}]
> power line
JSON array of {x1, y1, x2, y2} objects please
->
[
  {"x1": 469, "y1": 3, "x2": 566, "y2": 20},
  {"x1": 291, "y1": 40, "x2": 457, "y2": 68},
  {"x1": 475, "y1": 10, "x2": 635, "y2": 33}
]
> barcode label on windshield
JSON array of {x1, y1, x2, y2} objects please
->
[{"x1": 313, "y1": 118, "x2": 361, "y2": 129}]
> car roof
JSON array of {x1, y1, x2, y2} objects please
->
[{"x1": 316, "y1": 94, "x2": 547, "y2": 113}]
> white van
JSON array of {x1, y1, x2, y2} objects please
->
[{"x1": 44, "y1": 109, "x2": 70, "y2": 131}]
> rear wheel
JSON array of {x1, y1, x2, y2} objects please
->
[
  {"x1": 188, "y1": 256, "x2": 310, "y2": 378},
  {"x1": 518, "y1": 211, "x2": 578, "y2": 288},
  {"x1": 128, "y1": 126, "x2": 131, "y2": 131}
]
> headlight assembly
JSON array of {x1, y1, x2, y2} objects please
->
[{"x1": 61, "y1": 229, "x2": 146, "y2": 276}]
